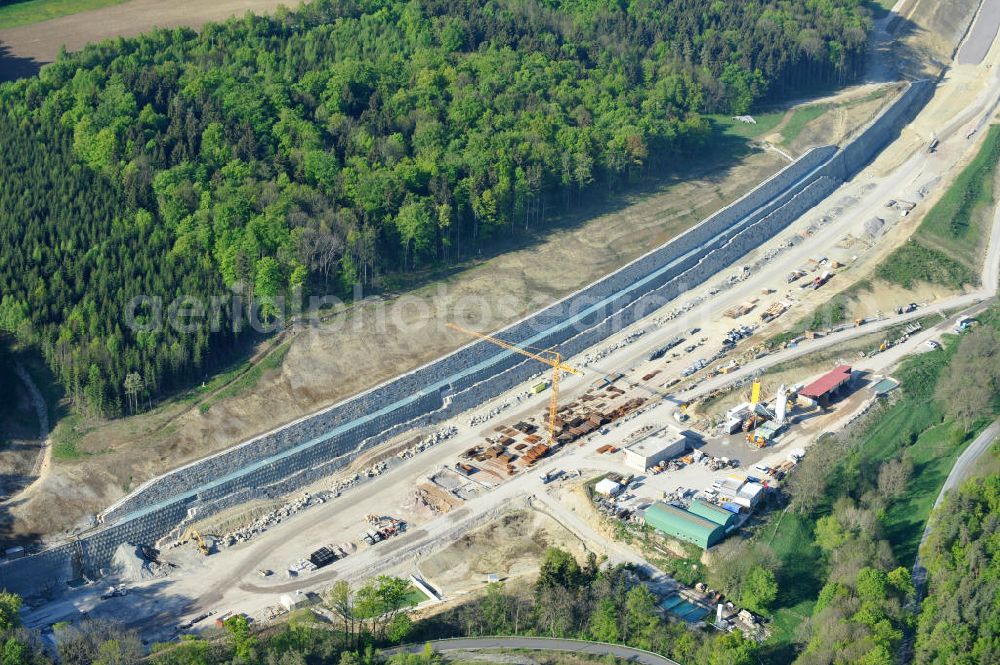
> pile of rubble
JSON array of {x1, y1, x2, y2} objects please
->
[
  {"x1": 468, "y1": 392, "x2": 530, "y2": 426},
  {"x1": 363, "y1": 460, "x2": 389, "y2": 477},
  {"x1": 396, "y1": 426, "x2": 459, "y2": 460},
  {"x1": 110, "y1": 543, "x2": 169, "y2": 582},
  {"x1": 579, "y1": 330, "x2": 645, "y2": 366},
  {"x1": 219, "y1": 491, "x2": 332, "y2": 547},
  {"x1": 654, "y1": 295, "x2": 708, "y2": 325},
  {"x1": 332, "y1": 472, "x2": 362, "y2": 494}
]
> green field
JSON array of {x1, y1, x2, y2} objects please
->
[
  {"x1": 0, "y1": 0, "x2": 126, "y2": 29},
  {"x1": 707, "y1": 111, "x2": 786, "y2": 141},
  {"x1": 402, "y1": 586, "x2": 429, "y2": 607},
  {"x1": 876, "y1": 240, "x2": 976, "y2": 288},
  {"x1": 51, "y1": 413, "x2": 89, "y2": 460},
  {"x1": 917, "y1": 124, "x2": 1000, "y2": 264},
  {"x1": 779, "y1": 105, "x2": 831, "y2": 145},
  {"x1": 763, "y1": 511, "x2": 822, "y2": 649}
]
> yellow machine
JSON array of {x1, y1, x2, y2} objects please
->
[
  {"x1": 180, "y1": 528, "x2": 211, "y2": 556},
  {"x1": 743, "y1": 380, "x2": 768, "y2": 447},
  {"x1": 447, "y1": 323, "x2": 583, "y2": 446}
]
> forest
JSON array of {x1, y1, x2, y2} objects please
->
[
  {"x1": 914, "y1": 472, "x2": 999, "y2": 664},
  {"x1": 0, "y1": 0, "x2": 872, "y2": 416},
  {"x1": 0, "y1": 557, "x2": 759, "y2": 665}
]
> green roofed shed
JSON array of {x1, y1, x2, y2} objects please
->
[
  {"x1": 643, "y1": 502, "x2": 725, "y2": 549},
  {"x1": 687, "y1": 499, "x2": 739, "y2": 528}
]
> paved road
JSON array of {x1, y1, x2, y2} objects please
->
[
  {"x1": 902, "y1": 418, "x2": 1000, "y2": 663},
  {"x1": 383, "y1": 637, "x2": 681, "y2": 665},
  {"x1": 957, "y1": 0, "x2": 1000, "y2": 65},
  {"x1": 911, "y1": 418, "x2": 1000, "y2": 599}
]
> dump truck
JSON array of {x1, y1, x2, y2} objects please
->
[{"x1": 811, "y1": 271, "x2": 832, "y2": 290}]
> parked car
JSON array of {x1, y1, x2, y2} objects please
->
[{"x1": 925, "y1": 339, "x2": 941, "y2": 350}]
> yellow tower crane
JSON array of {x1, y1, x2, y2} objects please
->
[
  {"x1": 447, "y1": 323, "x2": 583, "y2": 446},
  {"x1": 744, "y1": 380, "x2": 767, "y2": 447}
]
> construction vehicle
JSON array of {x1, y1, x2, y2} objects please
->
[
  {"x1": 810, "y1": 271, "x2": 832, "y2": 290},
  {"x1": 180, "y1": 528, "x2": 211, "y2": 556},
  {"x1": 448, "y1": 323, "x2": 583, "y2": 446}
]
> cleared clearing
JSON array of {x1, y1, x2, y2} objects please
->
[{"x1": 420, "y1": 509, "x2": 586, "y2": 595}]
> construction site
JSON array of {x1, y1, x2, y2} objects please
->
[{"x1": 5, "y1": 0, "x2": 1000, "y2": 651}]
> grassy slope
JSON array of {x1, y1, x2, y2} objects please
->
[
  {"x1": 0, "y1": 0, "x2": 127, "y2": 29},
  {"x1": 882, "y1": 420, "x2": 968, "y2": 566},
  {"x1": 780, "y1": 105, "x2": 830, "y2": 145},
  {"x1": 916, "y1": 124, "x2": 1000, "y2": 262},
  {"x1": 878, "y1": 124, "x2": 1000, "y2": 288},
  {"x1": 707, "y1": 111, "x2": 785, "y2": 141},
  {"x1": 765, "y1": 511, "x2": 823, "y2": 647}
]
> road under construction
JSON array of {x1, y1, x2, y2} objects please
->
[{"x1": 14, "y1": 1, "x2": 1000, "y2": 643}]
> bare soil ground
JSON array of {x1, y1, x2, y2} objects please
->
[
  {"x1": 419, "y1": 508, "x2": 585, "y2": 595},
  {"x1": 896, "y1": 0, "x2": 983, "y2": 76}
]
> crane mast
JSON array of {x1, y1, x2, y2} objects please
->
[{"x1": 446, "y1": 323, "x2": 582, "y2": 445}]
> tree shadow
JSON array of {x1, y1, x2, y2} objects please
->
[
  {"x1": 22, "y1": 577, "x2": 201, "y2": 646},
  {"x1": 0, "y1": 337, "x2": 66, "y2": 552},
  {"x1": 0, "y1": 41, "x2": 42, "y2": 83}
]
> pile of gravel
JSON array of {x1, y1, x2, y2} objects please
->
[{"x1": 110, "y1": 543, "x2": 159, "y2": 582}]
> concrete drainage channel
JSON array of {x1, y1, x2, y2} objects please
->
[{"x1": 0, "y1": 80, "x2": 934, "y2": 596}]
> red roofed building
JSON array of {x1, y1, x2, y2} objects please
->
[{"x1": 800, "y1": 365, "x2": 852, "y2": 405}]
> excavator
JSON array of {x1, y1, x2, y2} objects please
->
[{"x1": 179, "y1": 528, "x2": 211, "y2": 556}]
